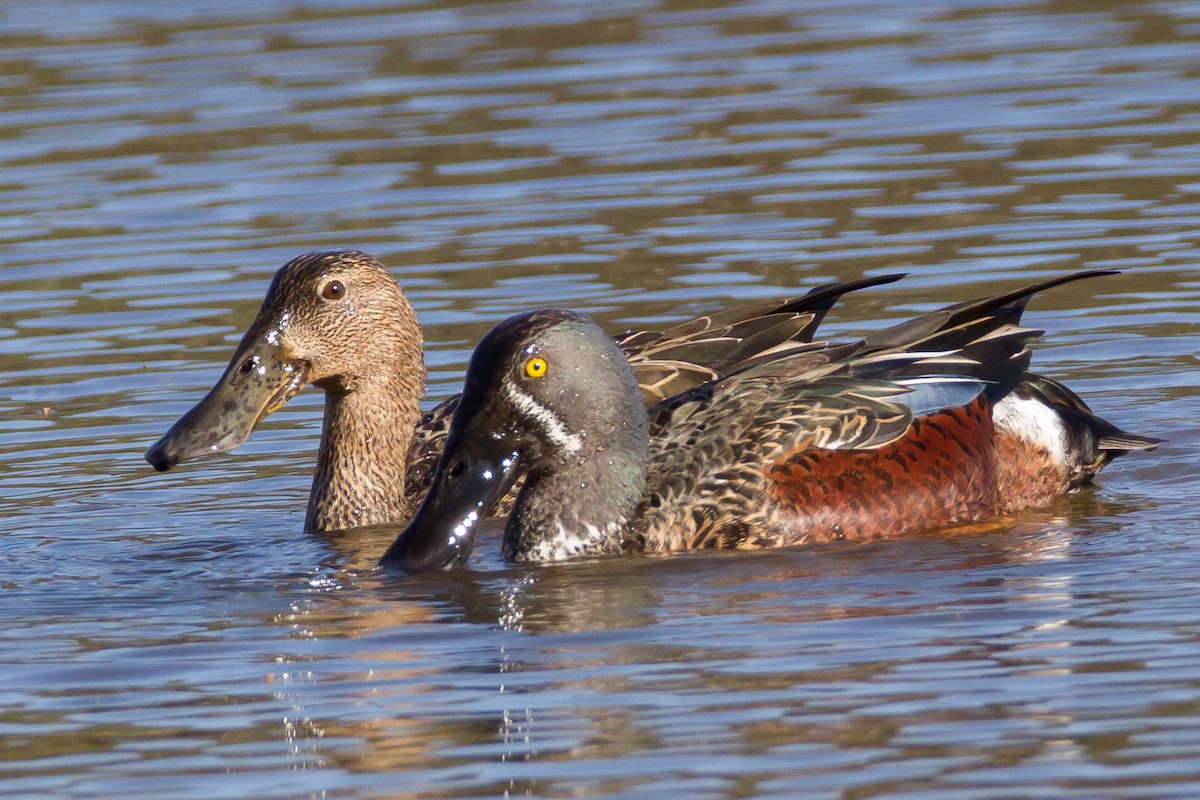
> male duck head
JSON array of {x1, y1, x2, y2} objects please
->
[
  {"x1": 380, "y1": 309, "x2": 649, "y2": 572},
  {"x1": 146, "y1": 250, "x2": 426, "y2": 531}
]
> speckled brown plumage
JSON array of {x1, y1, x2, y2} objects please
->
[
  {"x1": 383, "y1": 270, "x2": 1161, "y2": 570},
  {"x1": 993, "y1": 427, "x2": 1066, "y2": 513},
  {"x1": 629, "y1": 316, "x2": 1035, "y2": 552},
  {"x1": 147, "y1": 250, "x2": 898, "y2": 533}
]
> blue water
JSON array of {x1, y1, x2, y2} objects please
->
[{"x1": 1, "y1": 0, "x2": 1198, "y2": 797}]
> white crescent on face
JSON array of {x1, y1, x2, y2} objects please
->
[{"x1": 503, "y1": 380, "x2": 584, "y2": 455}]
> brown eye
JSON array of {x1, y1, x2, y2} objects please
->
[{"x1": 320, "y1": 280, "x2": 344, "y2": 301}]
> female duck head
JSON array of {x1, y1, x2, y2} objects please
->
[
  {"x1": 144, "y1": 250, "x2": 424, "y2": 473},
  {"x1": 380, "y1": 309, "x2": 650, "y2": 572}
]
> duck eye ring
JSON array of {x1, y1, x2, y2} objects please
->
[
  {"x1": 524, "y1": 356, "x2": 548, "y2": 379},
  {"x1": 320, "y1": 280, "x2": 345, "y2": 301}
]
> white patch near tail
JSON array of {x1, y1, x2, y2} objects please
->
[
  {"x1": 994, "y1": 394, "x2": 1068, "y2": 465},
  {"x1": 503, "y1": 382, "x2": 583, "y2": 454}
]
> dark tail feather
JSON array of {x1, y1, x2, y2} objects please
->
[
  {"x1": 1098, "y1": 431, "x2": 1163, "y2": 452},
  {"x1": 723, "y1": 272, "x2": 906, "y2": 343},
  {"x1": 779, "y1": 273, "x2": 906, "y2": 316},
  {"x1": 865, "y1": 270, "x2": 1119, "y2": 351},
  {"x1": 1012, "y1": 374, "x2": 1161, "y2": 487},
  {"x1": 1080, "y1": 419, "x2": 1163, "y2": 484},
  {"x1": 939, "y1": 269, "x2": 1118, "y2": 329},
  {"x1": 1018, "y1": 372, "x2": 1163, "y2": 456}
]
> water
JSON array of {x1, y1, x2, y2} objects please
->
[{"x1": 1, "y1": 0, "x2": 1198, "y2": 797}]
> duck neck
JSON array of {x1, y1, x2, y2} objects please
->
[
  {"x1": 305, "y1": 368, "x2": 424, "y2": 533},
  {"x1": 503, "y1": 419, "x2": 649, "y2": 563}
]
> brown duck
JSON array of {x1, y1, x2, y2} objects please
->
[
  {"x1": 144, "y1": 250, "x2": 898, "y2": 532},
  {"x1": 381, "y1": 271, "x2": 1161, "y2": 571}
]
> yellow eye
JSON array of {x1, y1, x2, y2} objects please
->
[{"x1": 524, "y1": 356, "x2": 548, "y2": 379}]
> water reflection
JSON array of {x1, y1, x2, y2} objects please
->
[{"x1": 261, "y1": 494, "x2": 1163, "y2": 794}]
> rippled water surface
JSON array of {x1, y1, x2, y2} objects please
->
[{"x1": 2, "y1": 0, "x2": 1199, "y2": 797}]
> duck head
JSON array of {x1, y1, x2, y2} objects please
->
[
  {"x1": 145, "y1": 250, "x2": 424, "y2": 472},
  {"x1": 380, "y1": 309, "x2": 649, "y2": 572}
]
